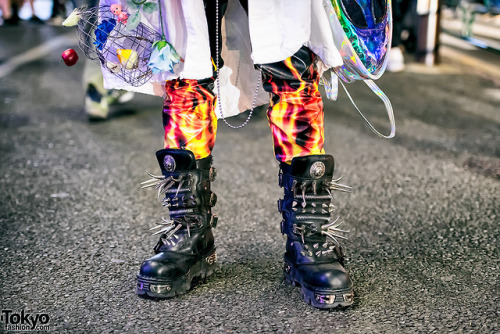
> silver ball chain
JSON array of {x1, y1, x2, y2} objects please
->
[{"x1": 215, "y1": 0, "x2": 261, "y2": 129}]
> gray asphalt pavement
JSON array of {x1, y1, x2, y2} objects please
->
[{"x1": 0, "y1": 25, "x2": 499, "y2": 333}]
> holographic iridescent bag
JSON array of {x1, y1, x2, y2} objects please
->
[{"x1": 323, "y1": 0, "x2": 395, "y2": 138}]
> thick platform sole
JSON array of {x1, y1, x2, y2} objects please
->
[
  {"x1": 284, "y1": 260, "x2": 354, "y2": 309},
  {"x1": 136, "y1": 250, "x2": 217, "y2": 299}
]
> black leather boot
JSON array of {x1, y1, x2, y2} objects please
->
[
  {"x1": 136, "y1": 149, "x2": 218, "y2": 298},
  {"x1": 278, "y1": 155, "x2": 354, "y2": 309}
]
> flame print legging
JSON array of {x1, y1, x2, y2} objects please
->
[
  {"x1": 260, "y1": 46, "x2": 325, "y2": 163},
  {"x1": 162, "y1": 47, "x2": 324, "y2": 163},
  {"x1": 163, "y1": 78, "x2": 217, "y2": 160}
]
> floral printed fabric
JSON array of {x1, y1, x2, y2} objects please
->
[
  {"x1": 94, "y1": 18, "x2": 116, "y2": 51},
  {"x1": 148, "y1": 41, "x2": 182, "y2": 74}
]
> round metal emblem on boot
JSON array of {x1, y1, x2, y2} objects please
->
[
  {"x1": 163, "y1": 155, "x2": 176, "y2": 172},
  {"x1": 310, "y1": 161, "x2": 325, "y2": 178}
]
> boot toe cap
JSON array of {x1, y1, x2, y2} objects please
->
[
  {"x1": 300, "y1": 263, "x2": 352, "y2": 291},
  {"x1": 138, "y1": 253, "x2": 189, "y2": 280}
]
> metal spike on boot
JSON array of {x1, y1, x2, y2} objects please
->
[
  {"x1": 278, "y1": 155, "x2": 354, "y2": 309},
  {"x1": 136, "y1": 149, "x2": 218, "y2": 299}
]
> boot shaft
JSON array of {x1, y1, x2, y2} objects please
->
[
  {"x1": 141, "y1": 149, "x2": 218, "y2": 255},
  {"x1": 278, "y1": 155, "x2": 351, "y2": 264},
  {"x1": 137, "y1": 148, "x2": 219, "y2": 298},
  {"x1": 154, "y1": 149, "x2": 217, "y2": 223},
  {"x1": 278, "y1": 155, "x2": 336, "y2": 240}
]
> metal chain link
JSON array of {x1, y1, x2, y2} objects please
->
[{"x1": 215, "y1": 0, "x2": 261, "y2": 129}]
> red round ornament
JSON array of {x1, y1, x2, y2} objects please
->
[{"x1": 61, "y1": 48, "x2": 79, "y2": 66}]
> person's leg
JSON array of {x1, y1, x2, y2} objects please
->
[
  {"x1": 392, "y1": 0, "x2": 403, "y2": 48},
  {"x1": 83, "y1": 59, "x2": 134, "y2": 120},
  {"x1": 204, "y1": 0, "x2": 228, "y2": 68},
  {"x1": 6, "y1": 0, "x2": 20, "y2": 24},
  {"x1": 262, "y1": 46, "x2": 325, "y2": 164},
  {"x1": 387, "y1": 0, "x2": 405, "y2": 72},
  {"x1": 160, "y1": 0, "x2": 226, "y2": 157},
  {"x1": 48, "y1": 0, "x2": 66, "y2": 24},
  {"x1": 260, "y1": 46, "x2": 354, "y2": 309},
  {"x1": 162, "y1": 78, "x2": 218, "y2": 160},
  {"x1": 27, "y1": 0, "x2": 44, "y2": 23},
  {"x1": 136, "y1": 0, "x2": 227, "y2": 299},
  {"x1": 83, "y1": 60, "x2": 110, "y2": 119},
  {"x1": 0, "y1": 0, "x2": 12, "y2": 19}
]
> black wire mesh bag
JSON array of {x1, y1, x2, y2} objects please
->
[{"x1": 76, "y1": 5, "x2": 161, "y2": 87}]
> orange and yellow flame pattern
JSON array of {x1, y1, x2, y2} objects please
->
[
  {"x1": 163, "y1": 79, "x2": 217, "y2": 160},
  {"x1": 264, "y1": 54, "x2": 325, "y2": 164},
  {"x1": 163, "y1": 48, "x2": 325, "y2": 164}
]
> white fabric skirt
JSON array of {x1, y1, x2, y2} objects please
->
[{"x1": 99, "y1": 0, "x2": 343, "y2": 117}]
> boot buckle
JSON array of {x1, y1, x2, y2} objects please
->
[
  {"x1": 292, "y1": 224, "x2": 307, "y2": 243},
  {"x1": 153, "y1": 238, "x2": 164, "y2": 253},
  {"x1": 209, "y1": 192, "x2": 217, "y2": 207},
  {"x1": 343, "y1": 292, "x2": 354, "y2": 303},
  {"x1": 209, "y1": 167, "x2": 217, "y2": 182},
  {"x1": 206, "y1": 252, "x2": 218, "y2": 265},
  {"x1": 150, "y1": 284, "x2": 172, "y2": 294},
  {"x1": 314, "y1": 294, "x2": 335, "y2": 304},
  {"x1": 292, "y1": 224, "x2": 306, "y2": 235},
  {"x1": 209, "y1": 214, "x2": 218, "y2": 228}
]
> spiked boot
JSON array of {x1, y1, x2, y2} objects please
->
[
  {"x1": 136, "y1": 148, "x2": 218, "y2": 298},
  {"x1": 278, "y1": 155, "x2": 354, "y2": 309}
]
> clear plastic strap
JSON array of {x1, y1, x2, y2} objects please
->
[
  {"x1": 323, "y1": 72, "x2": 338, "y2": 101},
  {"x1": 339, "y1": 79, "x2": 396, "y2": 139}
]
